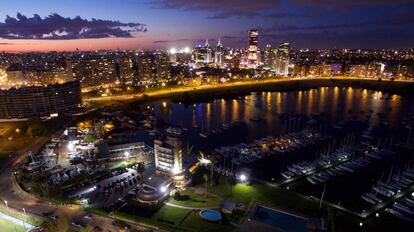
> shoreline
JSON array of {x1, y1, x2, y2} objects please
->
[{"x1": 85, "y1": 78, "x2": 414, "y2": 107}]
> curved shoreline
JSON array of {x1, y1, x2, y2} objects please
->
[{"x1": 86, "y1": 77, "x2": 414, "y2": 106}]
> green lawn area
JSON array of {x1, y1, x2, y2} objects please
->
[
  {"x1": 168, "y1": 188, "x2": 222, "y2": 208},
  {"x1": 0, "y1": 206, "x2": 42, "y2": 227},
  {"x1": 0, "y1": 217, "x2": 26, "y2": 232},
  {"x1": 202, "y1": 176, "x2": 321, "y2": 218},
  {"x1": 111, "y1": 201, "x2": 236, "y2": 232}
]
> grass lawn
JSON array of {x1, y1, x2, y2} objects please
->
[
  {"x1": 113, "y1": 201, "x2": 236, "y2": 232},
  {"x1": 168, "y1": 188, "x2": 222, "y2": 208},
  {"x1": 0, "y1": 205, "x2": 43, "y2": 227},
  {"x1": 179, "y1": 210, "x2": 235, "y2": 232},
  {"x1": 0, "y1": 217, "x2": 26, "y2": 232},
  {"x1": 203, "y1": 176, "x2": 321, "y2": 218}
]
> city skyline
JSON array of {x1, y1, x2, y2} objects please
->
[{"x1": 0, "y1": 0, "x2": 413, "y2": 52}]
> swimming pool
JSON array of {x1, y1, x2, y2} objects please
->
[
  {"x1": 252, "y1": 205, "x2": 308, "y2": 232},
  {"x1": 199, "y1": 209, "x2": 222, "y2": 222}
]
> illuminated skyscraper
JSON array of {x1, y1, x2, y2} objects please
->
[
  {"x1": 276, "y1": 42, "x2": 291, "y2": 75},
  {"x1": 263, "y1": 44, "x2": 276, "y2": 70},
  {"x1": 204, "y1": 39, "x2": 212, "y2": 63},
  {"x1": 248, "y1": 29, "x2": 259, "y2": 68},
  {"x1": 215, "y1": 38, "x2": 223, "y2": 64}
]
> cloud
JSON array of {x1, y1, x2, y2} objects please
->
[
  {"x1": 0, "y1": 13, "x2": 147, "y2": 40},
  {"x1": 289, "y1": 0, "x2": 413, "y2": 9},
  {"x1": 153, "y1": 38, "x2": 193, "y2": 44},
  {"x1": 152, "y1": 0, "x2": 279, "y2": 19}
]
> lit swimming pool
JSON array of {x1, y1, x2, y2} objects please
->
[
  {"x1": 199, "y1": 209, "x2": 222, "y2": 222},
  {"x1": 252, "y1": 205, "x2": 308, "y2": 232}
]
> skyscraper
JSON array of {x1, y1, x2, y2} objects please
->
[
  {"x1": 248, "y1": 29, "x2": 259, "y2": 68},
  {"x1": 204, "y1": 39, "x2": 212, "y2": 63},
  {"x1": 215, "y1": 38, "x2": 223, "y2": 65},
  {"x1": 276, "y1": 42, "x2": 291, "y2": 75},
  {"x1": 263, "y1": 44, "x2": 276, "y2": 70}
]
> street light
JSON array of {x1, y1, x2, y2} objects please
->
[
  {"x1": 160, "y1": 186, "x2": 167, "y2": 193},
  {"x1": 67, "y1": 142, "x2": 74, "y2": 151},
  {"x1": 359, "y1": 222, "x2": 363, "y2": 227},
  {"x1": 238, "y1": 174, "x2": 247, "y2": 182},
  {"x1": 124, "y1": 151, "x2": 130, "y2": 159}
]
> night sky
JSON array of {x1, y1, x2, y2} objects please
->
[{"x1": 0, "y1": 0, "x2": 413, "y2": 51}]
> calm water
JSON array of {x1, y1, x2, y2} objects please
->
[{"x1": 146, "y1": 87, "x2": 414, "y2": 152}]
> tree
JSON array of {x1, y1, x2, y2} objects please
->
[
  {"x1": 203, "y1": 173, "x2": 209, "y2": 199},
  {"x1": 137, "y1": 162, "x2": 146, "y2": 182}
]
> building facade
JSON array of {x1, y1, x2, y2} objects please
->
[
  {"x1": 0, "y1": 80, "x2": 82, "y2": 119},
  {"x1": 248, "y1": 29, "x2": 259, "y2": 68}
]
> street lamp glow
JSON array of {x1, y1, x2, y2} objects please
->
[
  {"x1": 359, "y1": 222, "x2": 363, "y2": 227},
  {"x1": 160, "y1": 186, "x2": 167, "y2": 193},
  {"x1": 67, "y1": 142, "x2": 74, "y2": 151},
  {"x1": 124, "y1": 151, "x2": 130, "y2": 158},
  {"x1": 183, "y1": 47, "x2": 190, "y2": 53},
  {"x1": 199, "y1": 157, "x2": 211, "y2": 165},
  {"x1": 239, "y1": 174, "x2": 247, "y2": 182}
]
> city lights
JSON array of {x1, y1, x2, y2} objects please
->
[
  {"x1": 0, "y1": 2, "x2": 413, "y2": 232},
  {"x1": 169, "y1": 48, "x2": 177, "y2": 54}
]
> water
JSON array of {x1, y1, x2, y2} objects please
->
[
  {"x1": 252, "y1": 205, "x2": 308, "y2": 232},
  {"x1": 146, "y1": 87, "x2": 414, "y2": 154},
  {"x1": 199, "y1": 210, "x2": 222, "y2": 221}
]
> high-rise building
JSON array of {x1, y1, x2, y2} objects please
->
[
  {"x1": 215, "y1": 38, "x2": 223, "y2": 65},
  {"x1": 248, "y1": 29, "x2": 259, "y2": 68},
  {"x1": 275, "y1": 42, "x2": 291, "y2": 75},
  {"x1": 115, "y1": 57, "x2": 134, "y2": 86},
  {"x1": 155, "y1": 52, "x2": 171, "y2": 81},
  {"x1": 263, "y1": 44, "x2": 276, "y2": 70},
  {"x1": 137, "y1": 54, "x2": 156, "y2": 84},
  {"x1": 204, "y1": 39, "x2": 212, "y2": 63},
  {"x1": 0, "y1": 80, "x2": 82, "y2": 119},
  {"x1": 193, "y1": 45, "x2": 205, "y2": 64},
  {"x1": 154, "y1": 129, "x2": 183, "y2": 176}
]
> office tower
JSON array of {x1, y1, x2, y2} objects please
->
[
  {"x1": 263, "y1": 44, "x2": 276, "y2": 70},
  {"x1": 204, "y1": 39, "x2": 212, "y2": 63},
  {"x1": 248, "y1": 29, "x2": 259, "y2": 68},
  {"x1": 215, "y1": 38, "x2": 223, "y2": 64},
  {"x1": 193, "y1": 45, "x2": 205, "y2": 64},
  {"x1": 276, "y1": 42, "x2": 291, "y2": 75}
]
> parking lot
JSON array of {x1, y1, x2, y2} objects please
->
[{"x1": 66, "y1": 163, "x2": 156, "y2": 211}]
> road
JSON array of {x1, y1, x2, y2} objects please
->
[
  {"x1": 0, "y1": 134, "x2": 162, "y2": 232},
  {"x1": 85, "y1": 77, "x2": 414, "y2": 104}
]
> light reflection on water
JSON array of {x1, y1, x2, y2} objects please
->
[{"x1": 154, "y1": 87, "x2": 412, "y2": 132}]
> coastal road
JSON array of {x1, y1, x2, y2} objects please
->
[{"x1": 85, "y1": 77, "x2": 414, "y2": 104}]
